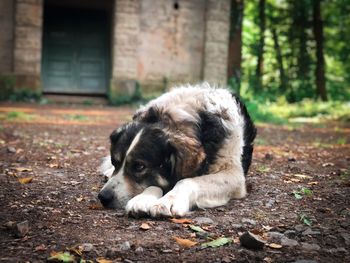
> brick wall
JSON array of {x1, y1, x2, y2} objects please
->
[
  {"x1": 137, "y1": 0, "x2": 205, "y2": 94},
  {"x1": 110, "y1": 0, "x2": 140, "y2": 97},
  {"x1": 203, "y1": 0, "x2": 231, "y2": 86},
  {"x1": 0, "y1": 0, "x2": 14, "y2": 73}
]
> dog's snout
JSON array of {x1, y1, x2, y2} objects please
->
[{"x1": 98, "y1": 190, "x2": 114, "y2": 207}]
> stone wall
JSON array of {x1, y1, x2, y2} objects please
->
[
  {"x1": 137, "y1": 0, "x2": 205, "y2": 94},
  {"x1": 110, "y1": 0, "x2": 140, "y2": 98},
  {"x1": 203, "y1": 0, "x2": 231, "y2": 86},
  {"x1": 13, "y1": 0, "x2": 43, "y2": 90},
  {"x1": 0, "y1": 0, "x2": 15, "y2": 73}
]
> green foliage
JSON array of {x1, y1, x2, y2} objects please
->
[
  {"x1": 299, "y1": 213, "x2": 312, "y2": 226},
  {"x1": 0, "y1": 111, "x2": 36, "y2": 121},
  {"x1": 201, "y1": 237, "x2": 232, "y2": 248},
  {"x1": 243, "y1": 97, "x2": 350, "y2": 124},
  {"x1": 64, "y1": 114, "x2": 88, "y2": 121},
  {"x1": 9, "y1": 89, "x2": 42, "y2": 102},
  {"x1": 237, "y1": 0, "x2": 350, "y2": 102},
  {"x1": 109, "y1": 81, "x2": 145, "y2": 106},
  {"x1": 0, "y1": 75, "x2": 16, "y2": 101},
  {"x1": 293, "y1": 187, "x2": 313, "y2": 200}
]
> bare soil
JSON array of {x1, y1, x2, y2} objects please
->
[{"x1": 0, "y1": 102, "x2": 349, "y2": 263}]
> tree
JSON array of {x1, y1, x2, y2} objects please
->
[
  {"x1": 271, "y1": 26, "x2": 287, "y2": 92},
  {"x1": 255, "y1": 0, "x2": 266, "y2": 89},
  {"x1": 312, "y1": 0, "x2": 327, "y2": 101},
  {"x1": 227, "y1": 0, "x2": 244, "y2": 95}
]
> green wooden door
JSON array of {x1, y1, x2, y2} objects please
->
[{"x1": 42, "y1": 8, "x2": 109, "y2": 94}]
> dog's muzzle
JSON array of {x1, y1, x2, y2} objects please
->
[{"x1": 98, "y1": 189, "x2": 115, "y2": 208}]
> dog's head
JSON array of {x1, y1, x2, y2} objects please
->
[{"x1": 98, "y1": 122, "x2": 177, "y2": 209}]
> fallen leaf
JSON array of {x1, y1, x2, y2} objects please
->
[
  {"x1": 68, "y1": 245, "x2": 83, "y2": 256},
  {"x1": 264, "y1": 257, "x2": 273, "y2": 263},
  {"x1": 267, "y1": 243, "x2": 283, "y2": 249},
  {"x1": 140, "y1": 223, "x2": 151, "y2": 230},
  {"x1": 18, "y1": 177, "x2": 33, "y2": 184},
  {"x1": 290, "y1": 178, "x2": 301, "y2": 182},
  {"x1": 293, "y1": 174, "x2": 312, "y2": 179},
  {"x1": 262, "y1": 225, "x2": 273, "y2": 231},
  {"x1": 308, "y1": 181, "x2": 318, "y2": 185},
  {"x1": 48, "y1": 251, "x2": 75, "y2": 262},
  {"x1": 188, "y1": 225, "x2": 206, "y2": 233},
  {"x1": 35, "y1": 244, "x2": 46, "y2": 252},
  {"x1": 15, "y1": 167, "x2": 32, "y2": 172},
  {"x1": 201, "y1": 237, "x2": 232, "y2": 248},
  {"x1": 170, "y1": 218, "x2": 193, "y2": 224},
  {"x1": 76, "y1": 196, "x2": 84, "y2": 202},
  {"x1": 49, "y1": 163, "x2": 59, "y2": 168},
  {"x1": 250, "y1": 228, "x2": 265, "y2": 236},
  {"x1": 88, "y1": 203, "x2": 103, "y2": 210},
  {"x1": 96, "y1": 258, "x2": 113, "y2": 263},
  {"x1": 173, "y1": 236, "x2": 197, "y2": 248}
]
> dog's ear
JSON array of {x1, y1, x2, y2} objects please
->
[
  {"x1": 167, "y1": 133, "x2": 206, "y2": 178},
  {"x1": 133, "y1": 106, "x2": 161, "y2": 123},
  {"x1": 109, "y1": 126, "x2": 125, "y2": 144}
]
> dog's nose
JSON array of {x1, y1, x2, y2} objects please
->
[{"x1": 98, "y1": 190, "x2": 114, "y2": 207}]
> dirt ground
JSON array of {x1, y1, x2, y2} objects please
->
[{"x1": 0, "y1": 102, "x2": 349, "y2": 263}]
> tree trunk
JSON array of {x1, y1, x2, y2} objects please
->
[
  {"x1": 227, "y1": 0, "x2": 244, "y2": 95},
  {"x1": 255, "y1": 0, "x2": 266, "y2": 89},
  {"x1": 271, "y1": 27, "x2": 287, "y2": 92},
  {"x1": 313, "y1": 0, "x2": 327, "y2": 101}
]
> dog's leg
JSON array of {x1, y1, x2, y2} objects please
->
[
  {"x1": 98, "y1": 156, "x2": 114, "y2": 179},
  {"x1": 150, "y1": 166, "x2": 246, "y2": 218},
  {"x1": 125, "y1": 186, "x2": 163, "y2": 217}
]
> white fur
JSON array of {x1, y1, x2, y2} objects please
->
[
  {"x1": 99, "y1": 156, "x2": 114, "y2": 179},
  {"x1": 126, "y1": 186, "x2": 163, "y2": 216},
  {"x1": 100, "y1": 83, "x2": 249, "y2": 217},
  {"x1": 100, "y1": 129, "x2": 145, "y2": 208}
]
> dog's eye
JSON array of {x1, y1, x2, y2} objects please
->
[{"x1": 133, "y1": 161, "x2": 146, "y2": 173}]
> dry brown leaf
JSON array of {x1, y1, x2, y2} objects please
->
[
  {"x1": 250, "y1": 228, "x2": 265, "y2": 236},
  {"x1": 140, "y1": 223, "x2": 151, "y2": 230},
  {"x1": 233, "y1": 237, "x2": 240, "y2": 244},
  {"x1": 48, "y1": 163, "x2": 59, "y2": 168},
  {"x1": 173, "y1": 236, "x2": 197, "y2": 248},
  {"x1": 293, "y1": 174, "x2": 312, "y2": 179},
  {"x1": 202, "y1": 226, "x2": 213, "y2": 231},
  {"x1": 307, "y1": 181, "x2": 318, "y2": 185},
  {"x1": 170, "y1": 218, "x2": 193, "y2": 224},
  {"x1": 262, "y1": 225, "x2": 273, "y2": 231},
  {"x1": 267, "y1": 243, "x2": 283, "y2": 249},
  {"x1": 88, "y1": 203, "x2": 103, "y2": 210},
  {"x1": 290, "y1": 178, "x2": 301, "y2": 182},
  {"x1": 96, "y1": 258, "x2": 113, "y2": 263},
  {"x1": 18, "y1": 177, "x2": 33, "y2": 184},
  {"x1": 68, "y1": 245, "x2": 83, "y2": 256},
  {"x1": 264, "y1": 256, "x2": 273, "y2": 263},
  {"x1": 15, "y1": 167, "x2": 32, "y2": 172},
  {"x1": 34, "y1": 244, "x2": 47, "y2": 252}
]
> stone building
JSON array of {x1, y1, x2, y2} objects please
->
[{"x1": 0, "y1": 0, "x2": 231, "y2": 100}]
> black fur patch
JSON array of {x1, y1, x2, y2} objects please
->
[
  {"x1": 109, "y1": 123, "x2": 144, "y2": 173},
  {"x1": 197, "y1": 111, "x2": 230, "y2": 175},
  {"x1": 124, "y1": 126, "x2": 177, "y2": 192},
  {"x1": 233, "y1": 95, "x2": 257, "y2": 175}
]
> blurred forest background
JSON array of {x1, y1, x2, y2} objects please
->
[{"x1": 227, "y1": 0, "x2": 349, "y2": 123}]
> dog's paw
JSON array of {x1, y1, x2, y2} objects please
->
[
  {"x1": 125, "y1": 186, "x2": 163, "y2": 217},
  {"x1": 150, "y1": 194, "x2": 190, "y2": 218}
]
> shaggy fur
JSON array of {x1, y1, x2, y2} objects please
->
[{"x1": 98, "y1": 83, "x2": 256, "y2": 217}]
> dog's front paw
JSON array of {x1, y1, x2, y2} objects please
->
[
  {"x1": 150, "y1": 194, "x2": 190, "y2": 218},
  {"x1": 125, "y1": 186, "x2": 163, "y2": 217}
]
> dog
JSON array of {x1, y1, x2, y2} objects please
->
[{"x1": 98, "y1": 83, "x2": 256, "y2": 218}]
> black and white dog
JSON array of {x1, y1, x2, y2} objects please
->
[{"x1": 98, "y1": 83, "x2": 256, "y2": 217}]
